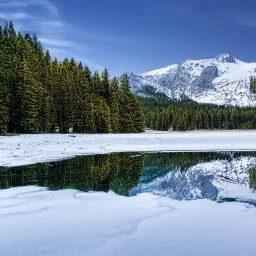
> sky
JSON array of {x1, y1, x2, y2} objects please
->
[{"x1": 1, "y1": 0, "x2": 256, "y2": 76}]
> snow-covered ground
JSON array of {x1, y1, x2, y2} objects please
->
[
  {"x1": 0, "y1": 186, "x2": 255, "y2": 256},
  {"x1": 1, "y1": 130, "x2": 256, "y2": 167}
]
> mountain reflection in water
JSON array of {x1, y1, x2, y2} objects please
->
[{"x1": 1, "y1": 152, "x2": 256, "y2": 201}]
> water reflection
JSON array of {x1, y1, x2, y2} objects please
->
[
  {"x1": 0, "y1": 153, "x2": 144, "y2": 196},
  {"x1": 250, "y1": 168, "x2": 256, "y2": 191},
  {"x1": 1, "y1": 152, "x2": 256, "y2": 201},
  {"x1": 131, "y1": 152, "x2": 256, "y2": 202}
]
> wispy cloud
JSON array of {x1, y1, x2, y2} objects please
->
[
  {"x1": 0, "y1": 12, "x2": 30, "y2": 21},
  {"x1": 39, "y1": 38, "x2": 75, "y2": 48},
  {"x1": 46, "y1": 47, "x2": 67, "y2": 55},
  {"x1": 39, "y1": 37, "x2": 89, "y2": 51},
  {"x1": 0, "y1": 0, "x2": 59, "y2": 16}
]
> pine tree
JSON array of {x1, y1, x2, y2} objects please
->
[
  {"x1": 129, "y1": 94, "x2": 145, "y2": 132},
  {"x1": 0, "y1": 25, "x2": 10, "y2": 134},
  {"x1": 84, "y1": 66, "x2": 92, "y2": 81},
  {"x1": 20, "y1": 44, "x2": 42, "y2": 132},
  {"x1": 92, "y1": 95, "x2": 111, "y2": 133},
  {"x1": 109, "y1": 77, "x2": 120, "y2": 132},
  {"x1": 118, "y1": 74, "x2": 145, "y2": 132},
  {"x1": 101, "y1": 68, "x2": 110, "y2": 101},
  {"x1": 120, "y1": 73, "x2": 131, "y2": 95},
  {"x1": 39, "y1": 50, "x2": 55, "y2": 132},
  {"x1": 93, "y1": 71, "x2": 103, "y2": 97},
  {"x1": 0, "y1": 83, "x2": 9, "y2": 134},
  {"x1": 119, "y1": 74, "x2": 134, "y2": 132}
]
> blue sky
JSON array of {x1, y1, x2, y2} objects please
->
[{"x1": 1, "y1": 0, "x2": 256, "y2": 76}]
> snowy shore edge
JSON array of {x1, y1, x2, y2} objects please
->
[{"x1": 1, "y1": 130, "x2": 256, "y2": 167}]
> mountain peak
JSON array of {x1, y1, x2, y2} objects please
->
[{"x1": 215, "y1": 53, "x2": 236, "y2": 63}]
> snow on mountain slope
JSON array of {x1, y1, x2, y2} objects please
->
[{"x1": 130, "y1": 53, "x2": 256, "y2": 106}]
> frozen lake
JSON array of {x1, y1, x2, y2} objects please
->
[{"x1": 0, "y1": 151, "x2": 256, "y2": 256}]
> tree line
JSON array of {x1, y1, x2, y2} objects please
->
[
  {"x1": 140, "y1": 97, "x2": 256, "y2": 131},
  {"x1": 0, "y1": 22, "x2": 145, "y2": 135}
]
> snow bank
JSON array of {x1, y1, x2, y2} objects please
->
[
  {"x1": 0, "y1": 186, "x2": 255, "y2": 256},
  {"x1": 1, "y1": 130, "x2": 256, "y2": 167}
]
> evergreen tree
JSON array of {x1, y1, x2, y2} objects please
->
[
  {"x1": 129, "y1": 95, "x2": 145, "y2": 132},
  {"x1": 109, "y1": 77, "x2": 120, "y2": 132},
  {"x1": 93, "y1": 71, "x2": 103, "y2": 97},
  {"x1": 92, "y1": 95, "x2": 111, "y2": 133},
  {"x1": 0, "y1": 83, "x2": 9, "y2": 134},
  {"x1": 101, "y1": 68, "x2": 110, "y2": 101},
  {"x1": 20, "y1": 45, "x2": 43, "y2": 132},
  {"x1": 119, "y1": 74, "x2": 134, "y2": 132},
  {"x1": 118, "y1": 74, "x2": 145, "y2": 132}
]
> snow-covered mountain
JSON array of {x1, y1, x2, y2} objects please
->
[{"x1": 130, "y1": 53, "x2": 256, "y2": 106}]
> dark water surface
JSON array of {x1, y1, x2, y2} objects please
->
[{"x1": 0, "y1": 152, "x2": 256, "y2": 202}]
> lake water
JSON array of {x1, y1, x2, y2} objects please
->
[{"x1": 1, "y1": 152, "x2": 256, "y2": 204}]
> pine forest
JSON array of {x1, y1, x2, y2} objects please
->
[{"x1": 0, "y1": 22, "x2": 145, "y2": 135}]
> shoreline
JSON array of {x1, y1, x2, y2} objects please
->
[{"x1": 0, "y1": 131, "x2": 256, "y2": 167}]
